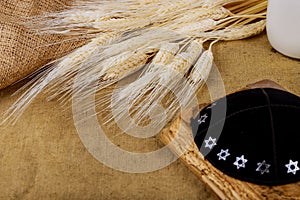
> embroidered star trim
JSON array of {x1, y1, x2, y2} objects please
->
[
  {"x1": 256, "y1": 160, "x2": 271, "y2": 175},
  {"x1": 197, "y1": 114, "x2": 208, "y2": 125},
  {"x1": 233, "y1": 155, "x2": 248, "y2": 169},
  {"x1": 204, "y1": 137, "x2": 217, "y2": 149},
  {"x1": 285, "y1": 160, "x2": 299, "y2": 175},
  {"x1": 217, "y1": 149, "x2": 230, "y2": 161}
]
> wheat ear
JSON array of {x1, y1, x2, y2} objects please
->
[
  {"x1": 102, "y1": 49, "x2": 157, "y2": 81},
  {"x1": 3, "y1": 0, "x2": 268, "y2": 126},
  {"x1": 167, "y1": 39, "x2": 217, "y2": 117},
  {"x1": 198, "y1": 19, "x2": 266, "y2": 40},
  {"x1": 102, "y1": 42, "x2": 181, "y2": 124},
  {"x1": 1, "y1": 32, "x2": 118, "y2": 125},
  {"x1": 109, "y1": 39, "x2": 204, "y2": 128}
]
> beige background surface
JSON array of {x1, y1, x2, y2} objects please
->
[{"x1": 0, "y1": 33, "x2": 299, "y2": 199}]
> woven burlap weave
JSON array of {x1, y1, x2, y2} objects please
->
[{"x1": 0, "y1": 0, "x2": 87, "y2": 90}]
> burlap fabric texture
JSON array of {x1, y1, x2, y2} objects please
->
[{"x1": 0, "y1": 0, "x2": 86, "y2": 90}]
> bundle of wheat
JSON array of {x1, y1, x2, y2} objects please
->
[{"x1": 2, "y1": 0, "x2": 267, "y2": 127}]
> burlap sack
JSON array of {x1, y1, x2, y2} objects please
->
[{"x1": 0, "y1": 0, "x2": 87, "y2": 90}]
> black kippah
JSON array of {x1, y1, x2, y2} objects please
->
[{"x1": 191, "y1": 88, "x2": 300, "y2": 186}]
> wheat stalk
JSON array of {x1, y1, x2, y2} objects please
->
[
  {"x1": 107, "y1": 39, "x2": 204, "y2": 127},
  {"x1": 2, "y1": 0, "x2": 268, "y2": 127}
]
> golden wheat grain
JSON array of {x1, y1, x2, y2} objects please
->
[
  {"x1": 175, "y1": 19, "x2": 219, "y2": 35},
  {"x1": 103, "y1": 49, "x2": 158, "y2": 81},
  {"x1": 109, "y1": 39, "x2": 204, "y2": 127},
  {"x1": 141, "y1": 42, "x2": 200, "y2": 120},
  {"x1": 172, "y1": 6, "x2": 231, "y2": 26},
  {"x1": 151, "y1": 43, "x2": 180, "y2": 65},
  {"x1": 168, "y1": 41, "x2": 203, "y2": 74},
  {"x1": 173, "y1": 40, "x2": 217, "y2": 110},
  {"x1": 189, "y1": 46, "x2": 214, "y2": 84},
  {"x1": 185, "y1": 39, "x2": 204, "y2": 63},
  {"x1": 198, "y1": 19, "x2": 266, "y2": 40},
  {"x1": 144, "y1": 43, "x2": 180, "y2": 74}
]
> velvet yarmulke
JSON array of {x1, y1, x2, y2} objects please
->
[{"x1": 192, "y1": 88, "x2": 300, "y2": 186}]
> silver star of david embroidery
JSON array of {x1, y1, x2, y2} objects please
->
[
  {"x1": 204, "y1": 137, "x2": 217, "y2": 149},
  {"x1": 233, "y1": 155, "x2": 248, "y2": 169},
  {"x1": 256, "y1": 160, "x2": 271, "y2": 175},
  {"x1": 285, "y1": 160, "x2": 299, "y2": 175},
  {"x1": 197, "y1": 114, "x2": 208, "y2": 125},
  {"x1": 217, "y1": 149, "x2": 230, "y2": 161}
]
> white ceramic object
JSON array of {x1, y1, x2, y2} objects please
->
[{"x1": 267, "y1": 0, "x2": 300, "y2": 59}]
